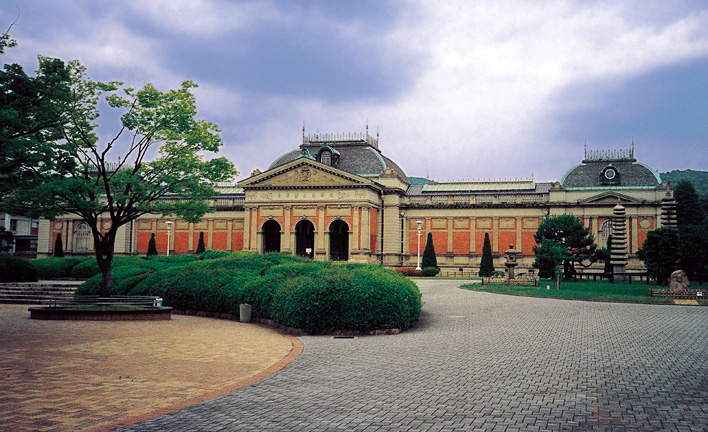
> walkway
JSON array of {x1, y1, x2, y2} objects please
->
[
  {"x1": 0, "y1": 306, "x2": 297, "y2": 432},
  {"x1": 117, "y1": 279, "x2": 708, "y2": 431}
]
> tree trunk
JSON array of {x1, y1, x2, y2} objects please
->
[{"x1": 95, "y1": 229, "x2": 117, "y2": 298}]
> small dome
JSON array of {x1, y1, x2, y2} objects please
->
[{"x1": 561, "y1": 159, "x2": 661, "y2": 188}]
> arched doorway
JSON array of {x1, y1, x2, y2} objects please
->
[
  {"x1": 74, "y1": 222, "x2": 91, "y2": 253},
  {"x1": 295, "y1": 219, "x2": 315, "y2": 258},
  {"x1": 329, "y1": 220, "x2": 349, "y2": 261},
  {"x1": 262, "y1": 220, "x2": 281, "y2": 253}
]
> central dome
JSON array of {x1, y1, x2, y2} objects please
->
[{"x1": 268, "y1": 132, "x2": 408, "y2": 183}]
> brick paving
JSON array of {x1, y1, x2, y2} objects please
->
[
  {"x1": 117, "y1": 279, "x2": 708, "y2": 431},
  {"x1": 0, "y1": 305, "x2": 296, "y2": 432}
]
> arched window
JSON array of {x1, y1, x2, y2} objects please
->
[
  {"x1": 600, "y1": 219, "x2": 613, "y2": 249},
  {"x1": 74, "y1": 222, "x2": 91, "y2": 252},
  {"x1": 320, "y1": 150, "x2": 331, "y2": 166}
]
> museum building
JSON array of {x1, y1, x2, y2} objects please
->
[{"x1": 37, "y1": 131, "x2": 677, "y2": 272}]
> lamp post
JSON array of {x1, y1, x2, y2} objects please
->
[
  {"x1": 415, "y1": 220, "x2": 423, "y2": 271},
  {"x1": 165, "y1": 221, "x2": 173, "y2": 257}
]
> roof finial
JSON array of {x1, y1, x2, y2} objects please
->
[
  {"x1": 631, "y1": 136, "x2": 635, "y2": 157},
  {"x1": 366, "y1": 119, "x2": 369, "y2": 136},
  {"x1": 584, "y1": 139, "x2": 587, "y2": 159}
]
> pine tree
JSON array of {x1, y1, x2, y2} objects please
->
[
  {"x1": 421, "y1": 232, "x2": 439, "y2": 273},
  {"x1": 147, "y1": 233, "x2": 158, "y2": 256},
  {"x1": 196, "y1": 232, "x2": 206, "y2": 254},
  {"x1": 53, "y1": 234, "x2": 64, "y2": 258},
  {"x1": 479, "y1": 233, "x2": 494, "y2": 277}
]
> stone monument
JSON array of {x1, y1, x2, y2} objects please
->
[
  {"x1": 610, "y1": 201, "x2": 629, "y2": 281},
  {"x1": 669, "y1": 270, "x2": 690, "y2": 293},
  {"x1": 504, "y1": 244, "x2": 519, "y2": 280}
]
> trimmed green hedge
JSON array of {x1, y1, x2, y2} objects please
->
[
  {"x1": 31, "y1": 257, "x2": 88, "y2": 279},
  {"x1": 75, "y1": 252, "x2": 423, "y2": 333},
  {"x1": 0, "y1": 254, "x2": 38, "y2": 282}
]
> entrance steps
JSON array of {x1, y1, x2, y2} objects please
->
[{"x1": 0, "y1": 281, "x2": 82, "y2": 305}]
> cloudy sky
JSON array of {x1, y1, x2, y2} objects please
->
[{"x1": 3, "y1": 0, "x2": 707, "y2": 182}]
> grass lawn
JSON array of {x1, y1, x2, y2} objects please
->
[{"x1": 461, "y1": 279, "x2": 708, "y2": 305}]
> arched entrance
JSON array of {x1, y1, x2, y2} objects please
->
[
  {"x1": 295, "y1": 219, "x2": 315, "y2": 258},
  {"x1": 329, "y1": 220, "x2": 349, "y2": 261},
  {"x1": 262, "y1": 220, "x2": 281, "y2": 253}
]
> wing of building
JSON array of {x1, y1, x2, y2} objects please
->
[{"x1": 38, "y1": 132, "x2": 676, "y2": 272}]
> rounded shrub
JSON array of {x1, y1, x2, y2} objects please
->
[
  {"x1": 266, "y1": 263, "x2": 422, "y2": 333},
  {"x1": 0, "y1": 254, "x2": 38, "y2": 282},
  {"x1": 32, "y1": 257, "x2": 87, "y2": 279},
  {"x1": 421, "y1": 267, "x2": 440, "y2": 277},
  {"x1": 75, "y1": 266, "x2": 155, "y2": 296}
]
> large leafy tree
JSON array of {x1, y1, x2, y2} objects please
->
[
  {"x1": 533, "y1": 214, "x2": 597, "y2": 279},
  {"x1": 638, "y1": 228, "x2": 680, "y2": 285},
  {"x1": 2, "y1": 59, "x2": 237, "y2": 296},
  {"x1": 673, "y1": 180, "x2": 708, "y2": 276}
]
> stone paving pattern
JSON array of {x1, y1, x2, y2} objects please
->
[
  {"x1": 118, "y1": 280, "x2": 708, "y2": 431},
  {"x1": 0, "y1": 306, "x2": 293, "y2": 432}
]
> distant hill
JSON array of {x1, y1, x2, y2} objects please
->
[{"x1": 661, "y1": 170, "x2": 708, "y2": 199}]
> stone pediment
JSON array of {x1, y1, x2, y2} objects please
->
[
  {"x1": 577, "y1": 191, "x2": 643, "y2": 205},
  {"x1": 239, "y1": 159, "x2": 374, "y2": 189}
]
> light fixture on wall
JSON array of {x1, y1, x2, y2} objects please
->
[{"x1": 416, "y1": 220, "x2": 423, "y2": 271}]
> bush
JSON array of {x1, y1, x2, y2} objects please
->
[
  {"x1": 198, "y1": 250, "x2": 231, "y2": 260},
  {"x1": 75, "y1": 266, "x2": 155, "y2": 296},
  {"x1": 396, "y1": 267, "x2": 422, "y2": 277},
  {"x1": 70, "y1": 256, "x2": 148, "y2": 279},
  {"x1": 71, "y1": 252, "x2": 423, "y2": 334},
  {"x1": 268, "y1": 264, "x2": 421, "y2": 333},
  {"x1": 422, "y1": 232, "x2": 438, "y2": 269},
  {"x1": 0, "y1": 254, "x2": 38, "y2": 282},
  {"x1": 420, "y1": 267, "x2": 440, "y2": 277},
  {"x1": 32, "y1": 257, "x2": 87, "y2": 279},
  {"x1": 479, "y1": 232, "x2": 495, "y2": 277}
]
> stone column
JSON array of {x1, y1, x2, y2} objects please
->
[
  {"x1": 492, "y1": 217, "x2": 499, "y2": 253},
  {"x1": 610, "y1": 202, "x2": 629, "y2": 281},
  {"x1": 469, "y1": 217, "x2": 476, "y2": 254},
  {"x1": 661, "y1": 193, "x2": 677, "y2": 228}
]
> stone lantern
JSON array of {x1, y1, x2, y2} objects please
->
[{"x1": 504, "y1": 244, "x2": 519, "y2": 280}]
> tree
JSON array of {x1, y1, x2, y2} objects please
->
[
  {"x1": 421, "y1": 232, "x2": 439, "y2": 273},
  {"x1": 673, "y1": 180, "x2": 708, "y2": 276},
  {"x1": 601, "y1": 234, "x2": 613, "y2": 274},
  {"x1": 196, "y1": 231, "x2": 206, "y2": 254},
  {"x1": 53, "y1": 234, "x2": 64, "y2": 258},
  {"x1": 675, "y1": 179, "x2": 707, "y2": 227},
  {"x1": 479, "y1": 232, "x2": 494, "y2": 277},
  {"x1": 638, "y1": 228, "x2": 680, "y2": 285},
  {"x1": 147, "y1": 233, "x2": 158, "y2": 256},
  {"x1": 533, "y1": 215, "x2": 597, "y2": 279},
  {"x1": 2, "y1": 61, "x2": 237, "y2": 296},
  {"x1": 533, "y1": 238, "x2": 568, "y2": 278}
]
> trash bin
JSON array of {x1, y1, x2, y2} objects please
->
[{"x1": 239, "y1": 304, "x2": 252, "y2": 323}]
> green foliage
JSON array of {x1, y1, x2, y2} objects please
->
[
  {"x1": 147, "y1": 233, "x2": 158, "y2": 256},
  {"x1": 463, "y1": 279, "x2": 683, "y2": 304},
  {"x1": 53, "y1": 234, "x2": 64, "y2": 257},
  {"x1": 420, "y1": 267, "x2": 440, "y2": 277},
  {"x1": 90, "y1": 252, "x2": 422, "y2": 333},
  {"x1": 677, "y1": 224, "x2": 708, "y2": 275},
  {"x1": 70, "y1": 255, "x2": 145, "y2": 279},
  {"x1": 479, "y1": 232, "x2": 494, "y2": 277},
  {"x1": 196, "y1": 232, "x2": 206, "y2": 254},
  {"x1": 31, "y1": 256, "x2": 87, "y2": 279},
  {"x1": 0, "y1": 254, "x2": 38, "y2": 282},
  {"x1": 533, "y1": 238, "x2": 568, "y2": 278},
  {"x1": 2, "y1": 60, "x2": 238, "y2": 296},
  {"x1": 533, "y1": 214, "x2": 597, "y2": 278},
  {"x1": 638, "y1": 228, "x2": 680, "y2": 285},
  {"x1": 198, "y1": 249, "x2": 230, "y2": 260},
  {"x1": 661, "y1": 170, "x2": 708, "y2": 201},
  {"x1": 675, "y1": 179, "x2": 707, "y2": 227},
  {"x1": 421, "y1": 232, "x2": 438, "y2": 269}
]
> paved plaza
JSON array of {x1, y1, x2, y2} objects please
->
[{"x1": 115, "y1": 279, "x2": 708, "y2": 431}]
